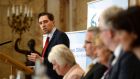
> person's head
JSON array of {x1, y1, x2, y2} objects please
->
[
  {"x1": 95, "y1": 35, "x2": 112, "y2": 67},
  {"x1": 99, "y1": 6, "x2": 124, "y2": 51},
  {"x1": 111, "y1": 6, "x2": 140, "y2": 51},
  {"x1": 48, "y1": 44, "x2": 76, "y2": 76},
  {"x1": 83, "y1": 26, "x2": 99, "y2": 59},
  {"x1": 38, "y1": 12, "x2": 55, "y2": 34}
]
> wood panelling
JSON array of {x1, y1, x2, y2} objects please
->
[
  {"x1": 59, "y1": 0, "x2": 69, "y2": 31},
  {"x1": 75, "y1": 0, "x2": 87, "y2": 31},
  {"x1": 0, "y1": 0, "x2": 44, "y2": 78}
]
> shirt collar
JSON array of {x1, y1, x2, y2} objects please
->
[
  {"x1": 43, "y1": 27, "x2": 56, "y2": 47},
  {"x1": 114, "y1": 44, "x2": 122, "y2": 58},
  {"x1": 43, "y1": 27, "x2": 56, "y2": 39}
]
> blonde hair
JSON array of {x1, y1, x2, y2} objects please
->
[
  {"x1": 48, "y1": 44, "x2": 76, "y2": 67},
  {"x1": 95, "y1": 35, "x2": 110, "y2": 51},
  {"x1": 95, "y1": 35, "x2": 103, "y2": 47},
  {"x1": 87, "y1": 26, "x2": 100, "y2": 43},
  {"x1": 95, "y1": 35, "x2": 112, "y2": 65}
]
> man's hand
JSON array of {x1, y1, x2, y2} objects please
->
[{"x1": 27, "y1": 53, "x2": 42, "y2": 62}]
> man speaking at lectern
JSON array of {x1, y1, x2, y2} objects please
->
[{"x1": 28, "y1": 12, "x2": 70, "y2": 79}]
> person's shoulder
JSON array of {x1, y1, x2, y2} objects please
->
[
  {"x1": 120, "y1": 52, "x2": 140, "y2": 67},
  {"x1": 119, "y1": 52, "x2": 140, "y2": 78},
  {"x1": 122, "y1": 52, "x2": 138, "y2": 62},
  {"x1": 55, "y1": 29, "x2": 67, "y2": 36},
  {"x1": 75, "y1": 65, "x2": 84, "y2": 73},
  {"x1": 94, "y1": 63, "x2": 107, "y2": 73},
  {"x1": 94, "y1": 63, "x2": 107, "y2": 69},
  {"x1": 56, "y1": 29, "x2": 66, "y2": 33},
  {"x1": 70, "y1": 75, "x2": 82, "y2": 79}
]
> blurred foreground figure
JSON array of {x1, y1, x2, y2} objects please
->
[
  {"x1": 33, "y1": 59, "x2": 50, "y2": 79},
  {"x1": 99, "y1": 6, "x2": 140, "y2": 79},
  {"x1": 111, "y1": 6, "x2": 140, "y2": 60}
]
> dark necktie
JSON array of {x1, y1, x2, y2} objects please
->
[
  {"x1": 104, "y1": 54, "x2": 115, "y2": 79},
  {"x1": 42, "y1": 37, "x2": 50, "y2": 58}
]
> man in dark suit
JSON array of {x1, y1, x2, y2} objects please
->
[
  {"x1": 28, "y1": 12, "x2": 69, "y2": 79},
  {"x1": 82, "y1": 27, "x2": 107, "y2": 79},
  {"x1": 108, "y1": 6, "x2": 140, "y2": 79},
  {"x1": 107, "y1": 51, "x2": 140, "y2": 79}
]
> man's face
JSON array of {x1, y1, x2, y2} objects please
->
[
  {"x1": 39, "y1": 15, "x2": 54, "y2": 34},
  {"x1": 84, "y1": 32, "x2": 96, "y2": 58},
  {"x1": 99, "y1": 18, "x2": 111, "y2": 49}
]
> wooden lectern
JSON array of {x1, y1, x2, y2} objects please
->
[{"x1": 0, "y1": 52, "x2": 33, "y2": 74}]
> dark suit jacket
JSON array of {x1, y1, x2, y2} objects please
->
[
  {"x1": 81, "y1": 63, "x2": 107, "y2": 79},
  {"x1": 43, "y1": 29, "x2": 70, "y2": 79},
  {"x1": 108, "y1": 51, "x2": 140, "y2": 79}
]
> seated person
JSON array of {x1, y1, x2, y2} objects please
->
[
  {"x1": 48, "y1": 44, "x2": 84, "y2": 79},
  {"x1": 82, "y1": 27, "x2": 107, "y2": 79},
  {"x1": 95, "y1": 36, "x2": 112, "y2": 67}
]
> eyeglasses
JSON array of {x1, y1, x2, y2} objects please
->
[
  {"x1": 84, "y1": 40, "x2": 96, "y2": 46},
  {"x1": 85, "y1": 40, "x2": 92, "y2": 44}
]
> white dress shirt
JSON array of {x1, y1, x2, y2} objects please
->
[
  {"x1": 111, "y1": 44, "x2": 122, "y2": 66},
  {"x1": 43, "y1": 27, "x2": 56, "y2": 47}
]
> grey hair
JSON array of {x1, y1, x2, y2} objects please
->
[
  {"x1": 100, "y1": 6, "x2": 124, "y2": 29},
  {"x1": 48, "y1": 44, "x2": 76, "y2": 67},
  {"x1": 87, "y1": 26, "x2": 100, "y2": 43},
  {"x1": 87, "y1": 26, "x2": 99, "y2": 35}
]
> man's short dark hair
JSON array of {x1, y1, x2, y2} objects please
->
[{"x1": 38, "y1": 12, "x2": 54, "y2": 21}]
